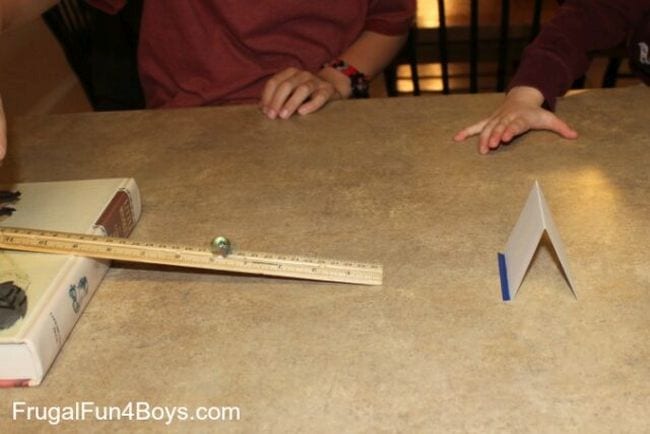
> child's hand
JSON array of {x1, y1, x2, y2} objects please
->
[
  {"x1": 260, "y1": 67, "x2": 344, "y2": 120},
  {"x1": 0, "y1": 95, "x2": 6, "y2": 162},
  {"x1": 453, "y1": 86, "x2": 578, "y2": 154}
]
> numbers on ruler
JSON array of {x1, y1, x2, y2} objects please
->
[{"x1": 0, "y1": 227, "x2": 381, "y2": 284}]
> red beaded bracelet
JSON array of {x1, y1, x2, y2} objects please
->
[{"x1": 324, "y1": 59, "x2": 370, "y2": 99}]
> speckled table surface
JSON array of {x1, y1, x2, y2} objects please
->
[{"x1": 1, "y1": 86, "x2": 649, "y2": 432}]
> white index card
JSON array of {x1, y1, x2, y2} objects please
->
[{"x1": 498, "y1": 181, "x2": 577, "y2": 301}]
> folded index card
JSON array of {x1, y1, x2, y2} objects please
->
[{"x1": 498, "y1": 181, "x2": 577, "y2": 301}]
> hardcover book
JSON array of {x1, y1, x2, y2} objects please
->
[{"x1": 0, "y1": 178, "x2": 141, "y2": 386}]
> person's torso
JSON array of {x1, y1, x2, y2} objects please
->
[{"x1": 137, "y1": 0, "x2": 369, "y2": 108}]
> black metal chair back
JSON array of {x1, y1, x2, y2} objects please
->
[
  {"x1": 42, "y1": 0, "x2": 94, "y2": 102},
  {"x1": 384, "y1": 25, "x2": 421, "y2": 96},
  {"x1": 436, "y1": 0, "x2": 545, "y2": 94},
  {"x1": 42, "y1": 0, "x2": 145, "y2": 110},
  {"x1": 386, "y1": 0, "x2": 548, "y2": 96}
]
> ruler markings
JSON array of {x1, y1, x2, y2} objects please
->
[{"x1": 0, "y1": 227, "x2": 382, "y2": 285}]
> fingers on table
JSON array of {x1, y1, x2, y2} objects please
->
[
  {"x1": 261, "y1": 68, "x2": 333, "y2": 119},
  {"x1": 453, "y1": 119, "x2": 489, "y2": 141},
  {"x1": 297, "y1": 86, "x2": 335, "y2": 115},
  {"x1": 260, "y1": 67, "x2": 298, "y2": 114},
  {"x1": 479, "y1": 117, "x2": 505, "y2": 154}
]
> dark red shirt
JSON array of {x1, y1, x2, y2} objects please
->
[
  {"x1": 509, "y1": 0, "x2": 650, "y2": 108},
  {"x1": 87, "y1": 0, "x2": 414, "y2": 108}
]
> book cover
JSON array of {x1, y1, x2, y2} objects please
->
[{"x1": 0, "y1": 178, "x2": 141, "y2": 386}]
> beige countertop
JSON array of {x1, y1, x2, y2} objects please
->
[{"x1": 1, "y1": 86, "x2": 649, "y2": 432}]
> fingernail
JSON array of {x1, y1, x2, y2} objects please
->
[
  {"x1": 267, "y1": 109, "x2": 277, "y2": 119},
  {"x1": 280, "y1": 109, "x2": 289, "y2": 119}
]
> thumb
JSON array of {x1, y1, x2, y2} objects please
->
[{"x1": 541, "y1": 112, "x2": 578, "y2": 139}]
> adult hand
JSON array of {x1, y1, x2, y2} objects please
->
[
  {"x1": 453, "y1": 86, "x2": 578, "y2": 154},
  {"x1": 0, "y1": 94, "x2": 6, "y2": 161},
  {"x1": 260, "y1": 67, "x2": 346, "y2": 120}
]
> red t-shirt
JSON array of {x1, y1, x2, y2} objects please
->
[{"x1": 86, "y1": 0, "x2": 414, "y2": 108}]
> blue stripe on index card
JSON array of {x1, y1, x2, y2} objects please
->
[{"x1": 498, "y1": 253, "x2": 510, "y2": 301}]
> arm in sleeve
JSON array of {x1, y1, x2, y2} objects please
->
[{"x1": 509, "y1": 0, "x2": 650, "y2": 109}]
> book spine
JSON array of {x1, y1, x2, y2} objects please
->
[
  {"x1": 94, "y1": 179, "x2": 141, "y2": 238},
  {"x1": 21, "y1": 179, "x2": 141, "y2": 386}
]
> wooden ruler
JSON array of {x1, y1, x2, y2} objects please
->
[{"x1": 0, "y1": 227, "x2": 382, "y2": 285}]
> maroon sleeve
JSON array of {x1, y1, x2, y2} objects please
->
[
  {"x1": 364, "y1": 0, "x2": 415, "y2": 35},
  {"x1": 509, "y1": 0, "x2": 650, "y2": 109},
  {"x1": 84, "y1": 0, "x2": 126, "y2": 15}
]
